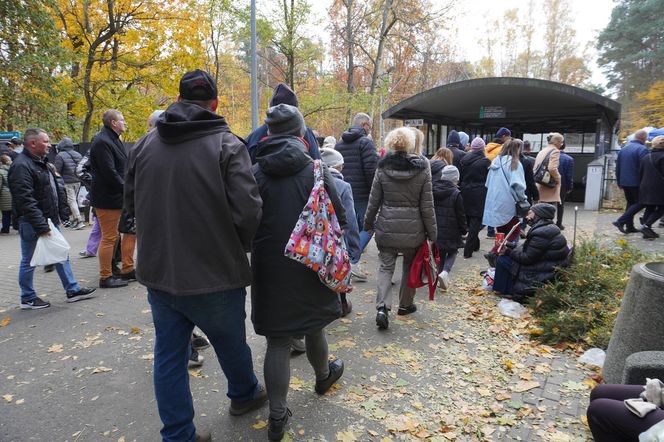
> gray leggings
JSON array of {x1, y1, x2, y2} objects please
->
[{"x1": 264, "y1": 329, "x2": 330, "y2": 418}]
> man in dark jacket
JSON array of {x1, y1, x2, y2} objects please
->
[
  {"x1": 8, "y1": 128, "x2": 95, "y2": 309},
  {"x1": 89, "y1": 109, "x2": 135, "y2": 288},
  {"x1": 614, "y1": 130, "x2": 648, "y2": 233},
  {"x1": 245, "y1": 83, "x2": 320, "y2": 163},
  {"x1": 55, "y1": 137, "x2": 85, "y2": 229},
  {"x1": 557, "y1": 142, "x2": 574, "y2": 229},
  {"x1": 446, "y1": 130, "x2": 466, "y2": 168},
  {"x1": 124, "y1": 70, "x2": 266, "y2": 442},
  {"x1": 0, "y1": 141, "x2": 18, "y2": 161},
  {"x1": 335, "y1": 112, "x2": 378, "y2": 280}
]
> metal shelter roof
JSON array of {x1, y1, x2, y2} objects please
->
[{"x1": 382, "y1": 77, "x2": 621, "y2": 133}]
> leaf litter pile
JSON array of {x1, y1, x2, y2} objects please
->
[{"x1": 285, "y1": 263, "x2": 599, "y2": 442}]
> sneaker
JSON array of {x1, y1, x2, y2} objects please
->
[
  {"x1": 397, "y1": 304, "x2": 417, "y2": 315},
  {"x1": 20, "y1": 297, "x2": 51, "y2": 310},
  {"x1": 376, "y1": 307, "x2": 389, "y2": 330},
  {"x1": 290, "y1": 338, "x2": 305, "y2": 355},
  {"x1": 73, "y1": 221, "x2": 86, "y2": 230},
  {"x1": 626, "y1": 226, "x2": 640, "y2": 234},
  {"x1": 229, "y1": 384, "x2": 268, "y2": 416},
  {"x1": 228, "y1": 385, "x2": 267, "y2": 416},
  {"x1": 350, "y1": 264, "x2": 367, "y2": 282},
  {"x1": 438, "y1": 270, "x2": 450, "y2": 290},
  {"x1": 341, "y1": 299, "x2": 353, "y2": 317},
  {"x1": 188, "y1": 349, "x2": 204, "y2": 368},
  {"x1": 44, "y1": 264, "x2": 55, "y2": 273},
  {"x1": 486, "y1": 231, "x2": 495, "y2": 239},
  {"x1": 66, "y1": 287, "x2": 96, "y2": 303},
  {"x1": 315, "y1": 359, "x2": 344, "y2": 394},
  {"x1": 118, "y1": 270, "x2": 137, "y2": 282},
  {"x1": 268, "y1": 408, "x2": 292, "y2": 441},
  {"x1": 99, "y1": 276, "x2": 128, "y2": 288},
  {"x1": 79, "y1": 250, "x2": 95, "y2": 258},
  {"x1": 192, "y1": 333, "x2": 210, "y2": 351},
  {"x1": 642, "y1": 226, "x2": 660, "y2": 239}
]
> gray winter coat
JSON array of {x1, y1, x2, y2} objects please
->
[
  {"x1": 364, "y1": 151, "x2": 437, "y2": 249},
  {"x1": 0, "y1": 164, "x2": 12, "y2": 211},
  {"x1": 55, "y1": 147, "x2": 82, "y2": 184}
]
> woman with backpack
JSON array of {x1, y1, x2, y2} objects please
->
[
  {"x1": 364, "y1": 127, "x2": 437, "y2": 330},
  {"x1": 251, "y1": 104, "x2": 345, "y2": 441}
]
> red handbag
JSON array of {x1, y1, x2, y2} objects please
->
[{"x1": 407, "y1": 241, "x2": 441, "y2": 300}]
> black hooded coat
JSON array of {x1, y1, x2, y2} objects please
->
[{"x1": 251, "y1": 135, "x2": 345, "y2": 337}]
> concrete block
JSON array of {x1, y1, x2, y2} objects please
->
[
  {"x1": 604, "y1": 262, "x2": 664, "y2": 383},
  {"x1": 622, "y1": 351, "x2": 664, "y2": 384}
]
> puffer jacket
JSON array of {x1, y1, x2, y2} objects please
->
[
  {"x1": 505, "y1": 219, "x2": 569, "y2": 295},
  {"x1": 431, "y1": 160, "x2": 467, "y2": 251},
  {"x1": 55, "y1": 147, "x2": 82, "y2": 184},
  {"x1": 364, "y1": 151, "x2": 437, "y2": 249},
  {"x1": 8, "y1": 150, "x2": 70, "y2": 234},
  {"x1": 459, "y1": 150, "x2": 490, "y2": 217},
  {"x1": 335, "y1": 126, "x2": 378, "y2": 202},
  {"x1": 0, "y1": 164, "x2": 12, "y2": 211}
]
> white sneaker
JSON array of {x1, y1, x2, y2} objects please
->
[
  {"x1": 351, "y1": 264, "x2": 368, "y2": 282},
  {"x1": 74, "y1": 221, "x2": 86, "y2": 230},
  {"x1": 438, "y1": 271, "x2": 450, "y2": 290}
]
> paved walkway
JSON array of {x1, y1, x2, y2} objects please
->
[{"x1": 0, "y1": 205, "x2": 661, "y2": 441}]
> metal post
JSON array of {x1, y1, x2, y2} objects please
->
[{"x1": 250, "y1": 0, "x2": 258, "y2": 131}]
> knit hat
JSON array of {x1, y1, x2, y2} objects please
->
[
  {"x1": 179, "y1": 69, "x2": 217, "y2": 101},
  {"x1": 496, "y1": 127, "x2": 511, "y2": 138},
  {"x1": 447, "y1": 130, "x2": 461, "y2": 146},
  {"x1": 459, "y1": 131, "x2": 469, "y2": 147},
  {"x1": 441, "y1": 165, "x2": 460, "y2": 184},
  {"x1": 320, "y1": 148, "x2": 344, "y2": 168},
  {"x1": 270, "y1": 83, "x2": 299, "y2": 107},
  {"x1": 531, "y1": 203, "x2": 556, "y2": 220},
  {"x1": 322, "y1": 136, "x2": 336, "y2": 150},
  {"x1": 470, "y1": 137, "x2": 486, "y2": 150},
  {"x1": 652, "y1": 135, "x2": 664, "y2": 149},
  {"x1": 56, "y1": 137, "x2": 74, "y2": 150},
  {"x1": 265, "y1": 103, "x2": 305, "y2": 137}
]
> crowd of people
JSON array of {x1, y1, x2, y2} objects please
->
[{"x1": 5, "y1": 68, "x2": 662, "y2": 441}]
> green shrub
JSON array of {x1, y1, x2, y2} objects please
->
[{"x1": 529, "y1": 239, "x2": 650, "y2": 349}]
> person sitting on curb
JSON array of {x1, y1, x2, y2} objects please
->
[{"x1": 492, "y1": 203, "x2": 568, "y2": 302}]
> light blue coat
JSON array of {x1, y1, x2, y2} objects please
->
[{"x1": 482, "y1": 155, "x2": 527, "y2": 227}]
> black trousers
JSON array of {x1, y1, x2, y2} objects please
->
[
  {"x1": 619, "y1": 186, "x2": 641, "y2": 228},
  {"x1": 556, "y1": 191, "x2": 567, "y2": 228},
  {"x1": 587, "y1": 384, "x2": 664, "y2": 441},
  {"x1": 643, "y1": 205, "x2": 664, "y2": 227},
  {"x1": 464, "y1": 216, "x2": 483, "y2": 258}
]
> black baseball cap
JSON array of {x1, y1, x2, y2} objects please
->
[{"x1": 179, "y1": 69, "x2": 218, "y2": 101}]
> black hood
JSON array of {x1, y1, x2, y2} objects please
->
[
  {"x1": 157, "y1": 101, "x2": 230, "y2": 144},
  {"x1": 255, "y1": 135, "x2": 312, "y2": 177},
  {"x1": 341, "y1": 126, "x2": 366, "y2": 143},
  {"x1": 430, "y1": 159, "x2": 446, "y2": 177}
]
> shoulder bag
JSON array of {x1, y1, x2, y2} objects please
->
[
  {"x1": 533, "y1": 148, "x2": 557, "y2": 188},
  {"x1": 284, "y1": 160, "x2": 352, "y2": 293},
  {"x1": 500, "y1": 157, "x2": 530, "y2": 217}
]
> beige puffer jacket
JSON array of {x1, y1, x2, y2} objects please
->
[{"x1": 364, "y1": 151, "x2": 437, "y2": 249}]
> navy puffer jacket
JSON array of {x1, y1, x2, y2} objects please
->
[
  {"x1": 334, "y1": 127, "x2": 378, "y2": 202},
  {"x1": 505, "y1": 219, "x2": 569, "y2": 295}
]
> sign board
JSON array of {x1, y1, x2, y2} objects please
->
[
  {"x1": 479, "y1": 106, "x2": 506, "y2": 119},
  {"x1": 0, "y1": 131, "x2": 21, "y2": 141},
  {"x1": 404, "y1": 119, "x2": 424, "y2": 127}
]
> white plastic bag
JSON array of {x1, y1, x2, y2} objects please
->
[
  {"x1": 578, "y1": 348, "x2": 606, "y2": 368},
  {"x1": 498, "y1": 299, "x2": 528, "y2": 319},
  {"x1": 640, "y1": 419, "x2": 664, "y2": 441},
  {"x1": 30, "y1": 219, "x2": 71, "y2": 266}
]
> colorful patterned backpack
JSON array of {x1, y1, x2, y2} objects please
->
[{"x1": 284, "y1": 160, "x2": 353, "y2": 293}]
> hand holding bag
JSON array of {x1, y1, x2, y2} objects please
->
[
  {"x1": 407, "y1": 240, "x2": 440, "y2": 300},
  {"x1": 284, "y1": 160, "x2": 352, "y2": 293},
  {"x1": 500, "y1": 159, "x2": 530, "y2": 217},
  {"x1": 30, "y1": 218, "x2": 71, "y2": 266}
]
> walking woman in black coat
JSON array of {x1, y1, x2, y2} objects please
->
[
  {"x1": 251, "y1": 104, "x2": 345, "y2": 441},
  {"x1": 638, "y1": 135, "x2": 664, "y2": 239},
  {"x1": 459, "y1": 137, "x2": 490, "y2": 258}
]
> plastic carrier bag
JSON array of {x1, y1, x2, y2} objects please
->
[{"x1": 30, "y1": 219, "x2": 71, "y2": 266}]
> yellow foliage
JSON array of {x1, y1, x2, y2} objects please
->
[{"x1": 624, "y1": 81, "x2": 664, "y2": 134}]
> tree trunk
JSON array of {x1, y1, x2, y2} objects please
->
[{"x1": 369, "y1": 0, "x2": 392, "y2": 97}]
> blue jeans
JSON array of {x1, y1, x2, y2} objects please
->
[
  {"x1": 493, "y1": 255, "x2": 515, "y2": 295},
  {"x1": 353, "y1": 199, "x2": 373, "y2": 263},
  {"x1": 19, "y1": 221, "x2": 80, "y2": 302},
  {"x1": 148, "y1": 288, "x2": 259, "y2": 442}
]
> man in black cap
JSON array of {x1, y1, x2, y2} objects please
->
[
  {"x1": 0, "y1": 139, "x2": 19, "y2": 161},
  {"x1": 245, "y1": 82, "x2": 320, "y2": 162},
  {"x1": 124, "y1": 69, "x2": 265, "y2": 442}
]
